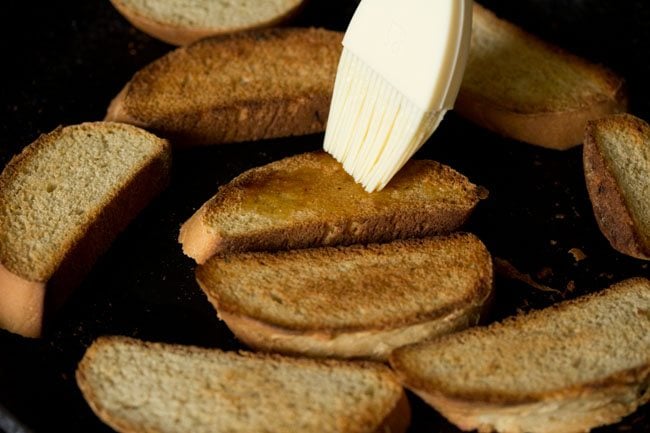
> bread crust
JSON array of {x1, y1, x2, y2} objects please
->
[
  {"x1": 584, "y1": 115, "x2": 650, "y2": 259},
  {"x1": 456, "y1": 85, "x2": 627, "y2": 150},
  {"x1": 457, "y1": 4, "x2": 628, "y2": 150},
  {"x1": 105, "y1": 28, "x2": 342, "y2": 146},
  {"x1": 0, "y1": 264, "x2": 45, "y2": 338},
  {"x1": 76, "y1": 336, "x2": 410, "y2": 433},
  {"x1": 215, "y1": 303, "x2": 487, "y2": 361},
  {"x1": 105, "y1": 85, "x2": 147, "y2": 130},
  {"x1": 109, "y1": 0, "x2": 305, "y2": 46},
  {"x1": 407, "y1": 376, "x2": 650, "y2": 433}
]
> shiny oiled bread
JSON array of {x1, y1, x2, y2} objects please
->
[
  {"x1": 0, "y1": 122, "x2": 171, "y2": 337},
  {"x1": 106, "y1": 28, "x2": 342, "y2": 146},
  {"x1": 456, "y1": 4, "x2": 627, "y2": 150},
  {"x1": 179, "y1": 152, "x2": 487, "y2": 264},
  {"x1": 584, "y1": 114, "x2": 650, "y2": 260},
  {"x1": 76, "y1": 336, "x2": 411, "y2": 433},
  {"x1": 110, "y1": 0, "x2": 305, "y2": 46},
  {"x1": 196, "y1": 233, "x2": 493, "y2": 360},
  {"x1": 390, "y1": 278, "x2": 650, "y2": 433}
]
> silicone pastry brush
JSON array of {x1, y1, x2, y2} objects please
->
[{"x1": 324, "y1": 0, "x2": 472, "y2": 192}]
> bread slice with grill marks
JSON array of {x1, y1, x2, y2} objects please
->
[
  {"x1": 584, "y1": 113, "x2": 650, "y2": 260},
  {"x1": 0, "y1": 122, "x2": 171, "y2": 337},
  {"x1": 456, "y1": 4, "x2": 627, "y2": 150},
  {"x1": 390, "y1": 277, "x2": 650, "y2": 433},
  {"x1": 110, "y1": 0, "x2": 305, "y2": 46},
  {"x1": 106, "y1": 28, "x2": 342, "y2": 146},
  {"x1": 76, "y1": 336, "x2": 411, "y2": 433},
  {"x1": 196, "y1": 233, "x2": 493, "y2": 360},
  {"x1": 179, "y1": 152, "x2": 487, "y2": 264}
]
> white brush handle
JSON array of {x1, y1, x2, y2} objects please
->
[{"x1": 343, "y1": 0, "x2": 473, "y2": 112}]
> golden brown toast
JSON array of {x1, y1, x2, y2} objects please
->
[
  {"x1": 76, "y1": 336, "x2": 411, "y2": 433},
  {"x1": 390, "y1": 278, "x2": 650, "y2": 433},
  {"x1": 179, "y1": 152, "x2": 487, "y2": 264},
  {"x1": 196, "y1": 233, "x2": 493, "y2": 360},
  {"x1": 106, "y1": 28, "x2": 342, "y2": 146},
  {"x1": 456, "y1": 4, "x2": 627, "y2": 150}
]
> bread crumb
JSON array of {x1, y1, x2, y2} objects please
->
[
  {"x1": 536, "y1": 267, "x2": 554, "y2": 280},
  {"x1": 566, "y1": 280, "x2": 576, "y2": 293},
  {"x1": 494, "y1": 258, "x2": 562, "y2": 295},
  {"x1": 568, "y1": 248, "x2": 587, "y2": 262}
]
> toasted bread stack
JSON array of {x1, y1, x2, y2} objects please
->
[{"x1": 180, "y1": 151, "x2": 492, "y2": 360}]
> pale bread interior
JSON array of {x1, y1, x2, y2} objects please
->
[
  {"x1": 116, "y1": 0, "x2": 303, "y2": 29},
  {"x1": 0, "y1": 123, "x2": 167, "y2": 282}
]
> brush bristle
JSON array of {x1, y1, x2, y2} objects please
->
[{"x1": 324, "y1": 49, "x2": 445, "y2": 193}]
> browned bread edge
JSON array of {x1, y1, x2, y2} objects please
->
[{"x1": 584, "y1": 115, "x2": 650, "y2": 259}]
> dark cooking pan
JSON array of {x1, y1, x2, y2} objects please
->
[{"x1": 0, "y1": 0, "x2": 648, "y2": 432}]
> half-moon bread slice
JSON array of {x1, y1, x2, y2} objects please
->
[
  {"x1": 390, "y1": 277, "x2": 650, "y2": 433},
  {"x1": 106, "y1": 28, "x2": 342, "y2": 146},
  {"x1": 0, "y1": 122, "x2": 170, "y2": 337},
  {"x1": 196, "y1": 233, "x2": 493, "y2": 360},
  {"x1": 179, "y1": 152, "x2": 487, "y2": 264},
  {"x1": 76, "y1": 336, "x2": 411, "y2": 433}
]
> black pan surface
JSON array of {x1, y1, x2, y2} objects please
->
[{"x1": 1, "y1": 1, "x2": 649, "y2": 432}]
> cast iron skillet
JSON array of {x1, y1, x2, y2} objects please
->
[{"x1": 0, "y1": 1, "x2": 649, "y2": 432}]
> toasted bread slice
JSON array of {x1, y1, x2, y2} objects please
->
[
  {"x1": 390, "y1": 278, "x2": 650, "y2": 433},
  {"x1": 0, "y1": 122, "x2": 170, "y2": 337},
  {"x1": 196, "y1": 233, "x2": 493, "y2": 360},
  {"x1": 106, "y1": 28, "x2": 342, "y2": 146},
  {"x1": 179, "y1": 152, "x2": 486, "y2": 264},
  {"x1": 456, "y1": 4, "x2": 627, "y2": 150},
  {"x1": 110, "y1": 0, "x2": 305, "y2": 46},
  {"x1": 584, "y1": 114, "x2": 650, "y2": 259},
  {"x1": 76, "y1": 336, "x2": 410, "y2": 433}
]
